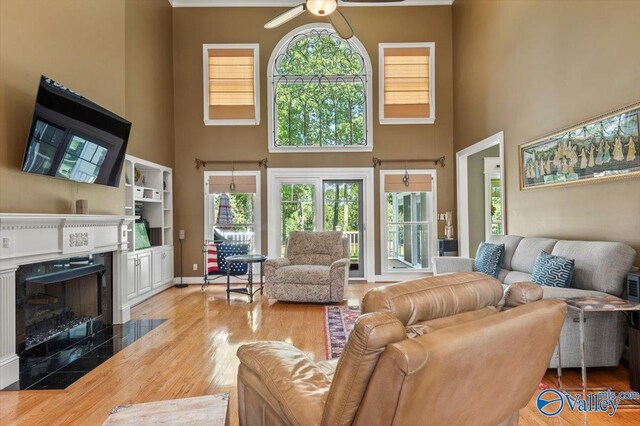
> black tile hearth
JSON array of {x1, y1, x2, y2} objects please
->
[{"x1": 1, "y1": 319, "x2": 166, "y2": 391}]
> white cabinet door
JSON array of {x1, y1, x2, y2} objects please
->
[
  {"x1": 126, "y1": 254, "x2": 138, "y2": 300},
  {"x1": 138, "y1": 252, "x2": 152, "y2": 294},
  {"x1": 162, "y1": 247, "x2": 174, "y2": 283},
  {"x1": 152, "y1": 249, "x2": 163, "y2": 288}
]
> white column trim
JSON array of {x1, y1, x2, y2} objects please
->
[{"x1": 0, "y1": 267, "x2": 18, "y2": 388}]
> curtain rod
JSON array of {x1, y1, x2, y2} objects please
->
[
  {"x1": 195, "y1": 158, "x2": 268, "y2": 169},
  {"x1": 372, "y1": 156, "x2": 445, "y2": 168}
]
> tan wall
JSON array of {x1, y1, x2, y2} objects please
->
[
  {"x1": 125, "y1": 0, "x2": 174, "y2": 168},
  {"x1": 0, "y1": 0, "x2": 174, "y2": 215},
  {"x1": 0, "y1": 0, "x2": 126, "y2": 214},
  {"x1": 173, "y1": 6, "x2": 454, "y2": 277},
  {"x1": 453, "y1": 0, "x2": 640, "y2": 266}
]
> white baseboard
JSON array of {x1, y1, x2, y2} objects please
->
[
  {"x1": 0, "y1": 354, "x2": 19, "y2": 389},
  {"x1": 173, "y1": 276, "x2": 263, "y2": 285},
  {"x1": 175, "y1": 276, "x2": 411, "y2": 285},
  {"x1": 119, "y1": 304, "x2": 131, "y2": 324},
  {"x1": 127, "y1": 280, "x2": 175, "y2": 308}
]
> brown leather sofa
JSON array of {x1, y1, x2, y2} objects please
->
[{"x1": 237, "y1": 272, "x2": 567, "y2": 426}]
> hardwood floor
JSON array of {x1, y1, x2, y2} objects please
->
[{"x1": 1, "y1": 283, "x2": 638, "y2": 425}]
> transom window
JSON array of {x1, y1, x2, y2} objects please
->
[{"x1": 268, "y1": 25, "x2": 373, "y2": 152}]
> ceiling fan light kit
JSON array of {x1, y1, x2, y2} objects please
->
[
  {"x1": 264, "y1": 0, "x2": 404, "y2": 39},
  {"x1": 306, "y1": 0, "x2": 337, "y2": 16}
]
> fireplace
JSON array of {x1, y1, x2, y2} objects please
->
[
  {"x1": 0, "y1": 213, "x2": 133, "y2": 389},
  {"x1": 15, "y1": 253, "x2": 112, "y2": 356}
]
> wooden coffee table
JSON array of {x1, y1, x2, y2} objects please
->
[{"x1": 102, "y1": 393, "x2": 229, "y2": 425}]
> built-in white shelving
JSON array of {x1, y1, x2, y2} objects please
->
[
  {"x1": 124, "y1": 155, "x2": 174, "y2": 250},
  {"x1": 123, "y1": 155, "x2": 174, "y2": 305}
]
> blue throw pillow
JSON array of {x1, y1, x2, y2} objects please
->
[
  {"x1": 531, "y1": 251, "x2": 575, "y2": 288},
  {"x1": 474, "y1": 242, "x2": 505, "y2": 278}
]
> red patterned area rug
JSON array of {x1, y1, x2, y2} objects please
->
[{"x1": 323, "y1": 305, "x2": 361, "y2": 359}]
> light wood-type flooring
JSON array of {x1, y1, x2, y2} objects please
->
[{"x1": 1, "y1": 283, "x2": 638, "y2": 425}]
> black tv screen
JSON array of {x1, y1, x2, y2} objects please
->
[{"x1": 21, "y1": 76, "x2": 131, "y2": 187}]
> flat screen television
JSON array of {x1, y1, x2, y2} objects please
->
[{"x1": 21, "y1": 76, "x2": 131, "y2": 187}]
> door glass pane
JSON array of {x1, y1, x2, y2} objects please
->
[
  {"x1": 280, "y1": 183, "x2": 316, "y2": 255},
  {"x1": 490, "y1": 177, "x2": 502, "y2": 235},
  {"x1": 323, "y1": 182, "x2": 362, "y2": 275},
  {"x1": 208, "y1": 192, "x2": 255, "y2": 247},
  {"x1": 385, "y1": 191, "x2": 431, "y2": 271},
  {"x1": 386, "y1": 223, "x2": 430, "y2": 269}
]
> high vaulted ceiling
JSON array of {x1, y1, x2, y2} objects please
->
[{"x1": 168, "y1": 1, "x2": 454, "y2": 7}]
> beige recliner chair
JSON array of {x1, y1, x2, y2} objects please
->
[
  {"x1": 264, "y1": 231, "x2": 350, "y2": 303},
  {"x1": 237, "y1": 272, "x2": 567, "y2": 426}
]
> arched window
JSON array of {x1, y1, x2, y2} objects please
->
[{"x1": 268, "y1": 24, "x2": 373, "y2": 152}]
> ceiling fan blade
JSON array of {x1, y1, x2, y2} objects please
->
[
  {"x1": 329, "y1": 8, "x2": 355, "y2": 39},
  {"x1": 265, "y1": 4, "x2": 306, "y2": 29}
]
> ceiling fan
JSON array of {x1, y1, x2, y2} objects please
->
[{"x1": 264, "y1": 0, "x2": 404, "y2": 40}]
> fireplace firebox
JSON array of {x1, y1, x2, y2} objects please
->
[{"x1": 15, "y1": 253, "x2": 112, "y2": 356}]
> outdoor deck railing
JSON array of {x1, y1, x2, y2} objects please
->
[{"x1": 343, "y1": 231, "x2": 359, "y2": 259}]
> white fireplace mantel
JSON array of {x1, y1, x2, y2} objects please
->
[{"x1": 0, "y1": 213, "x2": 133, "y2": 389}]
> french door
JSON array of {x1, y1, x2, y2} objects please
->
[
  {"x1": 269, "y1": 170, "x2": 369, "y2": 279},
  {"x1": 323, "y1": 180, "x2": 363, "y2": 278}
]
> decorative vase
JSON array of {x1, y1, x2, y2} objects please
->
[{"x1": 444, "y1": 211, "x2": 454, "y2": 240}]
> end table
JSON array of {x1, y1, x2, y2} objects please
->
[
  {"x1": 557, "y1": 295, "x2": 640, "y2": 409},
  {"x1": 225, "y1": 254, "x2": 267, "y2": 303}
]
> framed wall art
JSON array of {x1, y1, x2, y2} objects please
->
[{"x1": 519, "y1": 102, "x2": 640, "y2": 190}]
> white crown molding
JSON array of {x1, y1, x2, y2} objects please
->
[{"x1": 169, "y1": 1, "x2": 453, "y2": 8}]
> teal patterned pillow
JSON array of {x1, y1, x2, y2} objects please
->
[
  {"x1": 531, "y1": 251, "x2": 575, "y2": 288},
  {"x1": 474, "y1": 242, "x2": 505, "y2": 278}
]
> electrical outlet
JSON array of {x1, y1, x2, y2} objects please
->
[{"x1": 193, "y1": 263, "x2": 198, "y2": 271}]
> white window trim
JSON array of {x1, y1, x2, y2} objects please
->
[
  {"x1": 203, "y1": 170, "x2": 262, "y2": 255},
  {"x1": 267, "y1": 24, "x2": 374, "y2": 153},
  {"x1": 266, "y1": 167, "x2": 375, "y2": 281},
  {"x1": 378, "y1": 169, "x2": 438, "y2": 280},
  {"x1": 202, "y1": 43, "x2": 260, "y2": 126},
  {"x1": 378, "y1": 42, "x2": 436, "y2": 125}
]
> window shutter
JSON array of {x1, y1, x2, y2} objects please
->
[
  {"x1": 208, "y1": 175, "x2": 256, "y2": 194},
  {"x1": 383, "y1": 47, "x2": 431, "y2": 119},
  {"x1": 208, "y1": 48, "x2": 256, "y2": 120},
  {"x1": 384, "y1": 174, "x2": 432, "y2": 192}
]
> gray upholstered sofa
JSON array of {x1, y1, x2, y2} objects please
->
[
  {"x1": 264, "y1": 231, "x2": 350, "y2": 303},
  {"x1": 432, "y1": 235, "x2": 637, "y2": 368}
]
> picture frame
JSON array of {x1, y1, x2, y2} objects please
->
[{"x1": 519, "y1": 102, "x2": 640, "y2": 190}]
